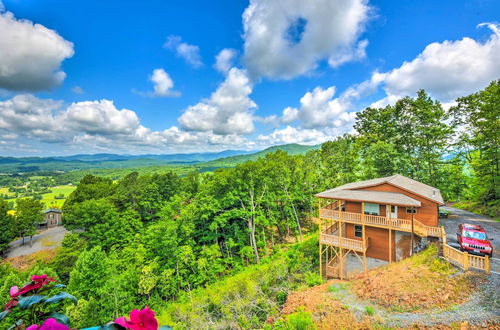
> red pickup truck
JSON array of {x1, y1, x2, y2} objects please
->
[{"x1": 457, "y1": 224, "x2": 493, "y2": 257}]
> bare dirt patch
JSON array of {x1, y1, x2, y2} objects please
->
[
  {"x1": 5, "y1": 249, "x2": 58, "y2": 271},
  {"x1": 352, "y1": 244, "x2": 481, "y2": 312},
  {"x1": 277, "y1": 280, "x2": 374, "y2": 329}
]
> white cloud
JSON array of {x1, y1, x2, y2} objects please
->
[
  {"x1": 214, "y1": 48, "x2": 237, "y2": 74},
  {"x1": 0, "y1": 10, "x2": 74, "y2": 91},
  {"x1": 0, "y1": 94, "x2": 256, "y2": 154},
  {"x1": 328, "y1": 39, "x2": 368, "y2": 68},
  {"x1": 256, "y1": 125, "x2": 355, "y2": 146},
  {"x1": 62, "y1": 100, "x2": 141, "y2": 136},
  {"x1": 179, "y1": 68, "x2": 257, "y2": 135},
  {"x1": 242, "y1": 0, "x2": 370, "y2": 79},
  {"x1": 376, "y1": 23, "x2": 500, "y2": 102},
  {"x1": 0, "y1": 94, "x2": 64, "y2": 142},
  {"x1": 164, "y1": 35, "x2": 203, "y2": 68},
  {"x1": 72, "y1": 86, "x2": 84, "y2": 94},
  {"x1": 280, "y1": 86, "x2": 358, "y2": 129},
  {"x1": 280, "y1": 107, "x2": 299, "y2": 124},
  {"x1": 148, "y1": 68, "x2": 179, "y2": 97}
]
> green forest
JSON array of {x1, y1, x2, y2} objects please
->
[{"x1": 0, "y1": 80, "x2": 498, "y2": 328}]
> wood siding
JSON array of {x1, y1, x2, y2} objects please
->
[
  {"x1": 345, "y1": 223, "x2": 395, "y2": 261},
  {"x1": 353, "y1": 183, "x2": 439, "y2": 227}
]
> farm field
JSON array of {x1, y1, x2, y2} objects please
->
[{"x1": 40, "y1": 185, "x2": 76, "y2": 209}]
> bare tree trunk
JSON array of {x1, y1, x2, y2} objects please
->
[
  {"x1": 249, "y1": 189, "x2": 260, "y2": 263},
  {"x1": 284, "y1": 188, "x2": 302, "y2": 241}
]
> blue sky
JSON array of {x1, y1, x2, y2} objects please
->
[{"x1": 0, "y1": 0, "x2": 499, "y2": 156}]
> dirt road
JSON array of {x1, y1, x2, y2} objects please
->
[{"x1": 6, "y1": 226, "x2": 68, "y2": 258}]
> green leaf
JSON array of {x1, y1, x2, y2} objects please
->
[
  {"x1": 43, "y1": 292, "x2": 77, "y2": 304},
  {"x1": 0, "y1": 310, "x2": 9, "y2": 321},
  {"x1": 48, "y1": 312, "x2": 70, "y2": 326},
  {"x1": 18, "y1": 295, "x2": 46, "y2": 310}
]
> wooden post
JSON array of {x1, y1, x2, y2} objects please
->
[
  {"x1": 319, "y1": 242, "x2": 323, "y2": 277},
  {"x1": 389, "y1": 228, "x2": 392, "y2": 263},
  {"x1": 485, "y1": 256, "x2": 490, "y2": 275},
  {"x1": 339, "y1": 200, "x2": 343, "y2": 280},
  {"x1": 463, "y1": 252, "x2": 468, "y2": 271},
  {"x1": 410, "y1": 209, "x2": 415, "y2": 256},
  {"x1": 362, "y1": 201, "x2": 367, "y2": 276}
]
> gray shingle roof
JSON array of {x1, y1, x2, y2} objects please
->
[
  {"x1": 43, "y1": 208, "x2": 62, "y2": 214},
  {"x1": 316, "y1": 174, "x2": 444, "y2": 205},
  {"x1": 315, "y1": 189, "x2": 421, "y2": 207}
]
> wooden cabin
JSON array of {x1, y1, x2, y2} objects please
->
[
  {"x1": 41, "y1": 208, "x2": 63, "y2": 228},
  {"x1": 316, "y1": 174, "x2": 444, "y2": 279}
]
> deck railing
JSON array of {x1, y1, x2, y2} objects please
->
[
  {"x1": 443, "y1": 244, "x2": 490, "y2": 274},
  {"x1": 320, "y1": 232, "x2": 369, "y2": 252},
  {"x1": 319, "y1": 208, "x2": 441, "y2": 237}
]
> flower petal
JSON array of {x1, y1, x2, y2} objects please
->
[
  {"x1": 9, "y1": 286, "x2": 19, "y2": 297},
  {"x1": 129, "y1": 309, "x2": 142, "y2": 323},
  {"x1": 114, "y1": 316, "x2": 130, "y2": 327}
]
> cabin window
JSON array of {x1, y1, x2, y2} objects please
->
[
  {"x1": 406, "y1": 207, "x2": 417, "y2": 214},
  {"x1": 354, "y1": 225, "x2": 363, "y2": 238},
  {"x1": 363, "y1": 203, "x2": 379, "y2": 215}
]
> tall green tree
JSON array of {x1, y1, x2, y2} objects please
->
[
  {"x1": 14, "y1": 198, "x2": 44, "y2": 245},
  {"x1": 450, "y1": 80, "x2": 500, "y2": 202},
  {"x1": 0, "y1": 199, "x2": 15, "y2": 254}
]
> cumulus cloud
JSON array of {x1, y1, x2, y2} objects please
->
[
  {"x1": 62, "y1": 100, "x2": 141, "y2": 136},
  {"x1": 280, "y1": 86, "x2": 358, "y2": 129},
  {"x1": 214, "y1": 48, "x2": 237, "y2": 74},
  {"x1": 375, "y1": 23, "x2": 500, "y2": 102},
  {"x1": 0, "y1": 10, "x2": 74, "y2": 91},
  {"x1": 164, "y1": 35, "x2": 203, "y2": 68},
  {"x1": 0, "y1": 94, "x2": 63, "y2": 142},
  {"x1": 178, "y1": 68, "x2": 257, "y2": 135},
  {"x1": 256, "y1": 125, "x2": 356, "y2": 146},
  {"x1": 0, "y1": 94, "x2": 255, "y2": 154},
  {"x1": 242, "y1": 0, "x2": 370, "y2": 79},
  {"x1": 137, "y1": 68, "x2": 180, "y2": 97}
]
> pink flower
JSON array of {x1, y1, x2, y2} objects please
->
[
  {"x1": 26, "y1": 318, "x2": 70, "y2": 330},
  {"x1": 115, "y1": 307, "x2": 158, "y2": 330},
  {"x1": 9, "y1": 286, "x2": 19, "y2": 297},
  {"x1": 9, "y1": 275, "x2": 56, "y2": 298},
  {"x1": 31, "y1": 274, "x2": 56, "y2": 284}
]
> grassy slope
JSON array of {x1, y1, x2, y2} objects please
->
[
  {"x1": 40, "y1": 185, "x2": 76, "y2": 209},
  {"x1": 199, "y1": 144, "x2": 320, "y2": 169}
]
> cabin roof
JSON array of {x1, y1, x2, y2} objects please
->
[
  {"x1": 316, "y1": 174, "x2": 444, "y2": 205},
  {"x1": 315, "y1": 189, "x2": 421, "y2": 207},
  {"x1": 43, "y1": 208, "x2": 62, "y2": 214}
]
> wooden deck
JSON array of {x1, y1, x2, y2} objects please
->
[
  {"x1": 319, "y1": 208, "x2": 442, "y2": 237},
  {"x1": 320, "y1": 232, "x2": 369, "y2": 252}
]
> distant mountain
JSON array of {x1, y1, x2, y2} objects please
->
[
  {"x1": 0, "y1": 144, "x2": 321, "y2": 174},
  {"x1": 200, "y1": 143, "x2": 321, "y2": 168},
  {"x1": 50, "y1": 150, "x2": 252, "y2": 163}
]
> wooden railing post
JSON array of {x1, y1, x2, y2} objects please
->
[
  {"x1": 463, "y1": 253, "x2": 469, "y2": 271},
  {"x1": 485, "y1": 256, "x2": 490, "y2": 275}
]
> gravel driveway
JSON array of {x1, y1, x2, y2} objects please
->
[
  {"x1": 439, "y1": 206, "x2": 500, "y2": 274},
  {"x1": 6, "y1": 226, "x2": 68, "y2": 258}
]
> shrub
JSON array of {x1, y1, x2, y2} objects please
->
[
  {"x1": 304, "y1": 272, "x2": 323, "y2": 287},
  {"x1": 365, "y1": 305, "x2": 375, "y2": 316},
  {"x1": 270, "y1": 309, "x2": 317, "y2": 330}
]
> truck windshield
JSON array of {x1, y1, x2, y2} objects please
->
[{"x1": 463, "y1": 230, "x2": 486, "y2": 240}]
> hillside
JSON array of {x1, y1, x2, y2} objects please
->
[
  {"x1": 199, "y1": 143, "x2": 321, "y2": 168},
  {"x1": 0, "y1": 144, "x2": 318, "y2": 175}
]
